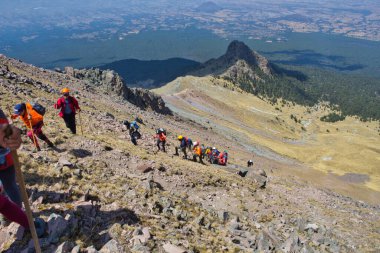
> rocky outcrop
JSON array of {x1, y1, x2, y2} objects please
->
[
  {"x1": 127, "y1": 88, "x2": 172, "y2": 115},
  {"x1": 65, "y1": 67, "x2": 172, "y2": 115}
]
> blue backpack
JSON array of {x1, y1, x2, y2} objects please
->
[
  {"x1": 32, "y1": 102, "x2": 46, "y2": 116},
  {"x1": 130, "y1": 121, "x2": 139, "y2": 130}
]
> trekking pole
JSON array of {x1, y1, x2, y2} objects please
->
[
  {"x1": 78, "y1": 110, "x2": 83, "y2": 135},
  {"x1": 25, "y1": 106, "x2": 38, "y2": 149},
  {"x1": 4, "y1": 126, "x2": 42, "y2": 253}
]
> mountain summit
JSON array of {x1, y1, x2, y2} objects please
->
[{"x1": 192, "y1": 40, "x2": 273, "y2": 81}]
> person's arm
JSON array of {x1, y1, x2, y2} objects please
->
[
  {"x1": 0, "y1": 195, "x2": 29, "y2": 228},
  {"x1": 0, "y1": 109, "x2": 22, "y2": 150},
  {"x1": 54, "y1": 98, "x2": 62, "y2": 109},
  {"x1": 72, "y1": 97, "x2": 80, "y2": 111}
]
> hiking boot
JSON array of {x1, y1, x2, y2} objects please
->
[{"x1": 45, "y1": 139, "x2": 55, "y2": 148}]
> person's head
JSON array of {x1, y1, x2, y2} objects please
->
[
  {"x1": 13, "y1": 103, "x2": 26, "y2": 116},
  {"x1": 178, "y1": 135, "x2": 183, "y2": 141},
  {"x1": 193, "y1": 141, "x2": 199, "y2": 147},
  {"x1": 212, "y1": 147, "x2": 216, "y2": 150},
  {"x1": 61, "y1": 88, "x2": 70, "y2": 97}
]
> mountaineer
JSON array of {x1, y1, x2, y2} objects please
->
[
  {"x1": 192, "y1": 141, "x2": 204, "y2": 164},
  {"x1": 54, "y1": 88, "x2": 81, "y2": 134},
  {"x1": 247, "y1": 159, "x2": 253, "y2": 167},
  {"x1": 218, "y1": 150, "x2": 228, "y2": 166},
  {"x1": 155, "y1": 128, "x2": 167, "y2": 152},
  {"x1": 209, "y1": 147, "x2": 220, "y2": 164},
  {"x1": 0, "y1": 109, "x2": 46, "y2": 234},
  {"x1": 124, "y1": 120, "x2": 141, "y2": 145},
  {"x1": 174, "y1": 135, "x2": 193, "y2": 159},
  {"x1": 12, "y1": 103, "x2": 54, "y2": 151},
  {"x1": 0, "y1": 108, "x2": 22, "y2": 225}
]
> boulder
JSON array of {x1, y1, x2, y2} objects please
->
[
  {"x1": 99, "y1": 239, "x2": 123, "y2": 253},
  {"x1": 137, "y1": 163, "x2": 154, "y2": 173},
  {"x1": 47, "y1": 213, "x2": 69, "y2": 243},
  {"x1": 55, "y1": 241, "x2": 75, "y2": 253},
  {"x1": 162, "y1": 243, "x2": 187, "y2": 253}
]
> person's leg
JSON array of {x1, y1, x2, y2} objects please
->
[
  {"x1": 36, "y1": 129, "x2": 54, "y2": 147},
  {"x1": 68, "y1": 113, "x2": 76, "y2": 134},
  {"x1": 162, "y1": 141, "x2": 166, "y2": 152},
  {"x1": 157, "y1": 140, "x2": 161, "y2": 151},
  {"x1": 182, "y1": 147, "x2": 187, "y2": 159},
  {"x1": 63, "y1": 114, "x2": 71, "y2": 130},
  {"x1": 27, "y1": 130, "x2": 40, "y2": 149},
  {"x1": 0, "y1": 195, "x2": 29, "y2": 228},
  {"x1": 0, "y1": 166, "x2": 22, "y2": 207}
]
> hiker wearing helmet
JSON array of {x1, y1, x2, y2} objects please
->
[
  {"x1": 0, "y1": 108, "x2": 22, "y2": 225},
  {"x1": 247, "y1": 159, "x2": 253, "y2": 167},
  {"x1": 155, "y1": 128, "x2": 167, "y2": 152},
  {"x1": 192, "y1": 141, "x2": 204, "y2": 164},
  {"x1": 55, "y1": 88, "x2": 80, "y2": 134},
  {"x1": 174, "y1": 135, "x2": 193, "y2": 159},
  {"x1": 11, "y1": 103, "x2": 54, "y2": 151},
  {"x1": 209, "y1": 147, "x2": 220, "y2": 164}
]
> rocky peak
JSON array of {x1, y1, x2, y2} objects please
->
[
  {"x1": 224, "y1": 40, "x2": 273, "y2": 75},
  {"x1": 225, "y1": 40, "x2": 254, "y2": 62}
]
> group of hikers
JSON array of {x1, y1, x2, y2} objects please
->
[
  {"x1": 0, "y1": 88, "x2": 80, "y2": 235},
  {"x1": 123, "y1": 117, "x2": 229, "y2": 166},
  {"x1": 0, "y1": 87, "x2": 255, "y2": 246},
  {"x1": 174, "y1": 135, "x2": 229, "y2": 166}
]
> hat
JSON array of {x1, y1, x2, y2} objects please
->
[
  {"x1": 13, "y1": 103, "x2": 26, "y2": 115},
  {"x1": 61, "y1": 87, "x2": 70, "y2": 94}
]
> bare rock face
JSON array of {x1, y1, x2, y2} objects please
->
[
  {"x1": 127, "y1": 88, "x2": 172, "y2": 115},
  {"x1": 65, "y1": 67, "x2": 172, "y2": 115}
]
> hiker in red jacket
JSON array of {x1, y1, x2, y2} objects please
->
[
  {"x1": 0, "y1": 108, "x2": 24, "y2": 226},
  {"x1": 0, "y1": 108, "x2": 22, "y2": 209},
  {"x1": 0, "y1": 109, "x2": 46, "y2": 233},
  {"x1": 154, "y1": 128, "x2": 167, "y2": 152},
  {"x1": 55, "y1": 88, "x2": 80, "y2": 134}
]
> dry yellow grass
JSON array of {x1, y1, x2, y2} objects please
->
[{"x1": 155, "y1": 76, "x2": 380, "y2": 192}]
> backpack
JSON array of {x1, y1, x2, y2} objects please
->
[
  {"x1": 156, "y1": 128, "x2": 166, "y2": 135},
  {"x1": 130, "y1": 121, "x2": 139, "y2": 130},
  {"x1": 123, "y1": 120, "x2": 130, "y2": 130},
  {"x1": 32, "y1": 102, "x2": 46, "y2": 116}
]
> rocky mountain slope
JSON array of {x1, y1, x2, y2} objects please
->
[{"x1": 0, "y1": 54, "x2": 379, "y2": 252}]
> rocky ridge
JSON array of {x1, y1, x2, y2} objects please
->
[
  {"x1": 64, "y1": 67, "x2": 172, "y2": 115},
  {"x1": 0, "y1": 54, "x2": 379, "y2": 252}
]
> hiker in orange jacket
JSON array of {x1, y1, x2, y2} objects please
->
[
  {"x1": 55, "y1": 88, "x2": 80, "y2": 134},
  {"x1": 192, "y1": 141, "x2": 205, "y2": 164},
  {"x1": 11, "y1": 103, "x2": 54, "y2": 151},
  {"x1": 155, "y1": 128, "x2": 167, "y2": 152}
]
